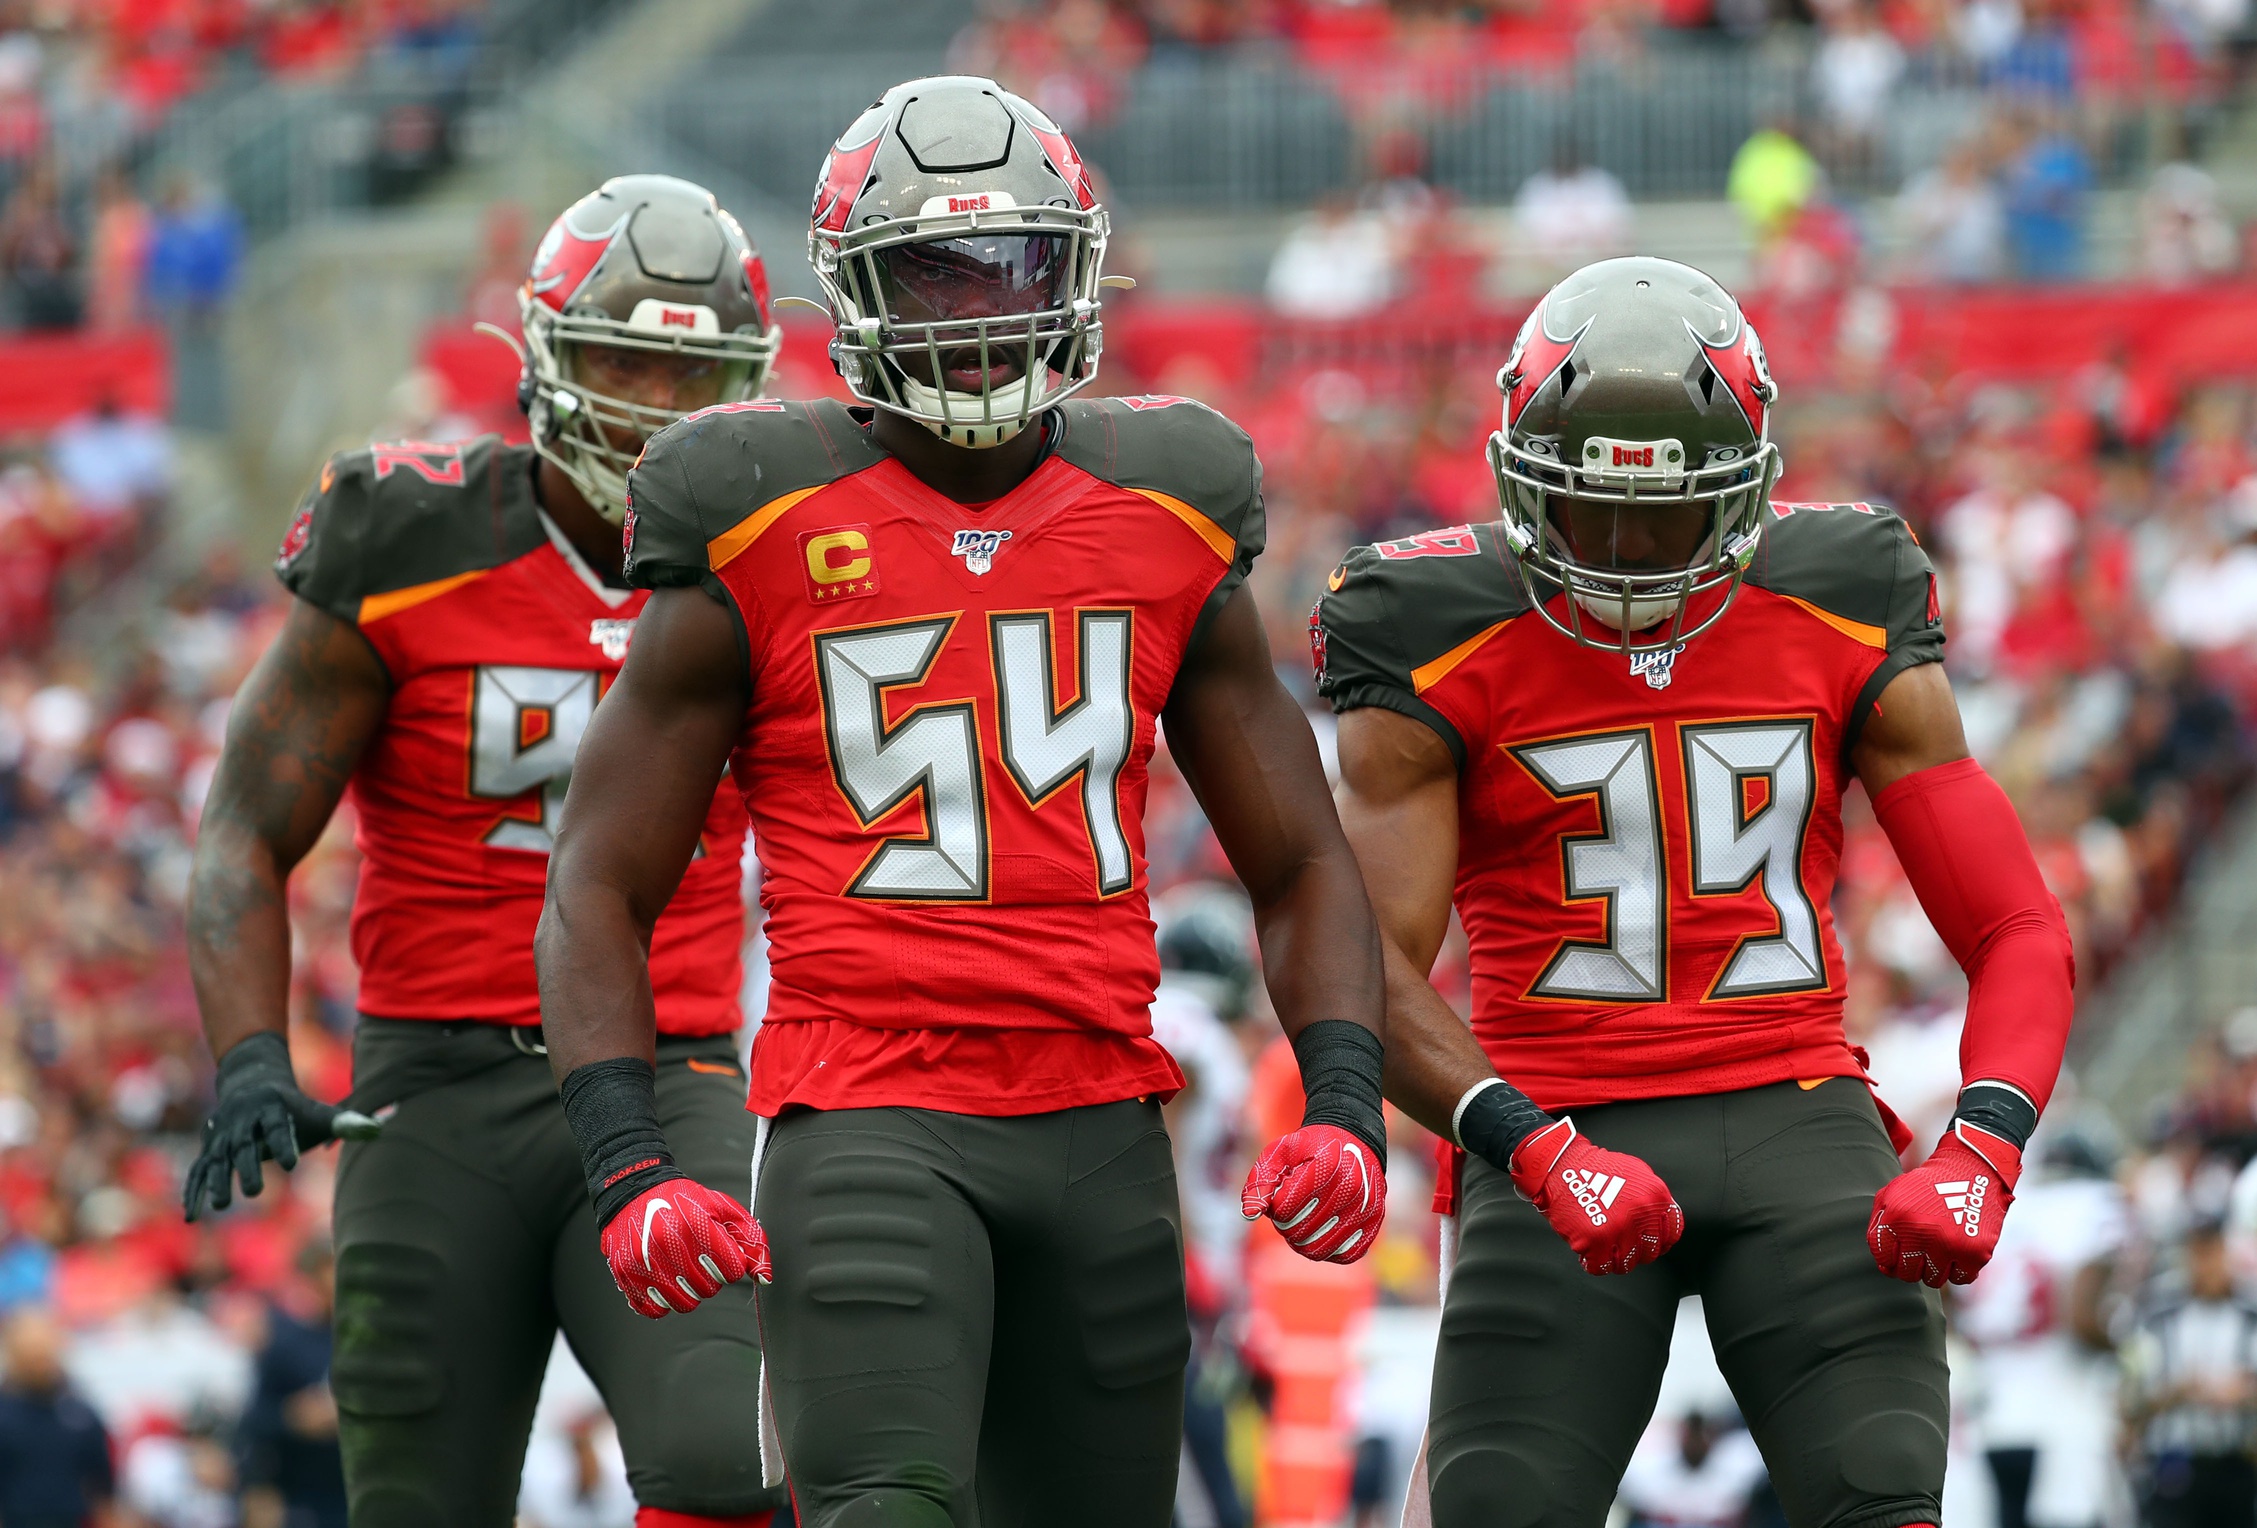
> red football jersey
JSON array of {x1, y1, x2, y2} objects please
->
[
  {"x1": 1315, "y1": 504, "x2": 1945, "y2": 1109},
  {"x1": 623, "y1": 397, "x2": 1267, "y2": 1116},
  {"x1": 276, "y1": 437, "x2": 748, "y2": 1033}
]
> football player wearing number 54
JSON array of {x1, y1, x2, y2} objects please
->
[
  {"x1": 538, "y1": 74, "x2": 1389, "y2": 1528},
  {"x1": 1315, "y1": 257, "x2": 2075, "y2": 1528}
]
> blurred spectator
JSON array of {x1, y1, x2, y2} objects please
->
[
  {"x1": 2123, "y1": 1220, "x2": 2257, "y2": 1528},
  {"x1": 2141, "y1": 163, "x2": 2238, "y2": 288},
  {"x1": 0, "y1": 1306, "x2": 114, "y2": 1528},
  {"x1": 518, "y1": 1342, "x2": 634, "y2": 1528},
  {"x1": 123, "y1": 1410, "x2": 240, "y2": 1528},
  {"x1": 85, "y1": 170, "x2": 152, "y2": 336},
  {"x1": 1999, "y1": 109, "x2": 2090, "y2": 282},
  {"x1": 1266, "y1": 199, "x2": 1398, "y2": 319},
  {"x1": 51, "y1": 397, "x2": 173, "y2": 527},
  {"x1": 2154, "y1": 481, "x2": 2257, "y2": 655},
  {"x1": 1509, "y1": 145, "x2": 1632, "y2": 282},
  {"x1": 237, "y1": 1240, "x2": 344, "y2": 1528},
  {"x1": 1727, "y1": 122, "x2": 1822, "y2": 241},
  {"x1": 145, "y1": 177, "x2": 244, "y2": 432},
  {"x1": 1956, "y1": 1124, "x2": 2131, "y2": 1528},
  {"x1": 1896, "y1": 140, "x2": 2007, "y2": 284},
  {"x1": 1812, "y1": 4, "x2": 1904, "y2": 176},
  {"x1": 1617, "y1": 1404, "x2": 1768, "y2": 1528},
  {"x1": 0, "y1": 162, "x2": 79, "y2": 331}
]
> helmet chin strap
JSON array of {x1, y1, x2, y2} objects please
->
[
  {"x1": 1572, "y1": 588, "x2": 1678, "y2": 633},
  {"x1": 898, "y1": 367, "x2": 1054, "y2": 449}
]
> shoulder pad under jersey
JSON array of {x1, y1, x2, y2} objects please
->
[
  {"x1": 1313, "y1": 522, "x2": 1530, "y2": 768},
  {"x1": 1052, "y1": 396, "x2": 1265, "y2": 631},
  {"x1": 623, "y1": 398, "x2": 887, "y2": 589},
  {"x1": 274, "y1": 436, "x2": 542, "y2": 624},
  {"x1": 1745, "y1": 500, "x2": 1944, "y2": 660}
]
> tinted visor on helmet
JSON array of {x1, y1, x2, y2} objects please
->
[
  {"x1": 875, "y1": 234, "x2": 1071, "y2": 326},
  {"x1": 1546, "y1": 497, "x2": 1717, "y2": 575}
]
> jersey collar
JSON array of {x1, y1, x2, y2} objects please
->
[{"x1": 538, "y1": 510, "x2": 634, "y2": 610}]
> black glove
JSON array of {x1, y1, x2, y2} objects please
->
[{"x1": 182, "y1": 1031, "x2": 381, "y2": 1221}]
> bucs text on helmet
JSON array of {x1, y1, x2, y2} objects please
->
[
  {"x1": 1489, "y1": 256, "x2": 1781, "y2": 656},
  {"x1": 515, "y1": 174, "x2": 780, "y2": 524},
  {"x1": 808, "y1": 75, "x2": 1112, "y2": 449}
]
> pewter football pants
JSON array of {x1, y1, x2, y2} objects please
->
[
  {"x1": 1429, "y1": 1078, "x2": 1950, "y2": 1528},
  {"x1": 329, "y1": 1019, "x2": 777, "y2": 1528},
  {"x1": 756, "y1": 1100, "x2": 1190, "y2": 1528}
]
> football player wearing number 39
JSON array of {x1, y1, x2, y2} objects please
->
[
  {"x1": 1314, "y1": 258, "x2": 2074, "y2": 1528},
  {"x1": 538, "y1": 76, "x2": 1388, "y2": 1528}
]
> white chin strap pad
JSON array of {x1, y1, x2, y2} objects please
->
[
  {"x1": 899, "y1": 370, "x2": 1052, "y2": 450},
  {"x1": 1572, "y1": 589, "x2": 1677, "y2": 632}
]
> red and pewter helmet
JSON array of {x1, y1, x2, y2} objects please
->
[
  {"x1": 517, "y1": 174, "x2": 780, "y2": 523},
  {"x1": 1488, "y1": 256, "x2": 1782, "y2": 656},
  {"x1": 807, "y1": 75, "x2": 1113, "y2": 448}
]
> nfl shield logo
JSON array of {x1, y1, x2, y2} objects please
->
[
  {"x1": 951, "y1": 529, "x2": 1011, "y2": 575},
  {"x1": 588, "y1": 619, "x2": 636, "y2": 661},
  {"x1": 1628, "y1": 643, "x2": 1685, "y2": 690}
]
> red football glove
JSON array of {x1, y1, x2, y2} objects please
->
[
  {"x1": 1869, "y1": 1121, "x2": 2022, "y2": 1288},
  {"x1": 1509, "y1": 1117, "x2": 1684, "y2": 1276},
  {"x1": 1241, "y1": 1125, "x2": 1387, "y2": 1264},
  {"x1": 601, "y1": 1178, "x2": 772, "y2": 1320}
]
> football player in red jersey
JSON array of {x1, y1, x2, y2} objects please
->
[
  {"x1": 183, "y1": 176, "x2": 787, "y2": 1528},
  {"x1": 1314, "y1": 257, "x2": 2076, "y2": 1528},
  {"x1": 537, "y1": 76, "x2": 1390, "y2": 1528}
]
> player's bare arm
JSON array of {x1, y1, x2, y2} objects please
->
[
  {"x1": 1164, "y1": 585, "x2": 1380, "y2": 1053},
  {"x1": 1854, "y1": 657, "x2": 2075, "y2": 1288},
  {"x1": 182, "y1": 596, "x2": 388, "y2": 1217},
  {"x1": 1163, "y1": 584, "x2": 1393, "y2": 1263},
  {"x1": 536, "y1": 583, "x2": 771, "y2": 1312},
  {"x1": 1332, "y1": 700, "x2": 1684, "y2": 1276},
  {"x1": 1332, "y1": 704, "x2": 1490, "y2": 1140}
]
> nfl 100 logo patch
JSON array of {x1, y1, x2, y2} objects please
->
[{"x1": 951, "y1": 529, "x2": 1011, "y2": 575}]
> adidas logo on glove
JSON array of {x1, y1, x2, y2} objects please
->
[
  {"x1": 1931, "y1": 1173, "x2": 1990, "y2": 1237},
  {"x1": 1562, "y1": 1167, "x2": 1626, "y2": 1226}
]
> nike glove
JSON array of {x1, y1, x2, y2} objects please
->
[
  {"x1": 1242, "y1": 1124, "x2": 1387, "y2": 1264},
  {"x1": 1508, "y1": 1117, "x2": 1684, "y2": 1276},
  {"x1": 183, "y1": 1031, "x2": 381, "y2": 1221},
  {"x1": 1869, "y1": 1120, "x2": 2022, "y2": 1288},
  {"x1": 602, "y1": 1178, "x2": 772, "y2": 1320}
]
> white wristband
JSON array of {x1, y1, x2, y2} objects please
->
[{"x1": 1451, "y1": 1078, "x2": 1508, "y2": 1149}]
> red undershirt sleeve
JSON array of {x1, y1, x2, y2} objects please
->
[{"x1": 1872, "y1": 756, "x2": 2076, "y2": 1113}]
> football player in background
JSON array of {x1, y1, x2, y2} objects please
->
[
  {"x1": 1314, "y1": 256, "x2": 2076, "y2": 1527},
  {"x1": 183, "y1": 176, "x2": 785, "y2": 1528},
  {"x1": 537, "y1": 75, "x2": 1389, "y2": 1528}
]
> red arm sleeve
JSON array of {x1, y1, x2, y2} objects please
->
[{"x1": 1872, "y1": 756, "x2": 2075, "y2": 1112}]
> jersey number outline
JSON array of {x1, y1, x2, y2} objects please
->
[
  {"x1": 468, "y1": 665, "x2": 600, "y2": 852},
  {"x1": 1509, "y1": 720, "x2": 1824, "y2": 1004},
  {"x1": 815, "y1": 610, "x2": 1135, "y2": 902}
]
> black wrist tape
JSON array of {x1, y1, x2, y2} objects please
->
[
  {"x1": 1456, "y1": 1080, "x2": 1555, "y2": 1175},
  {"x1": 216, "y1": 1030, "x2": 295, "y2": 1093},
  {"x1": 559, "y1": 1058, "x2": 681, "y2": 1229},
  {"x1": 1291, "y1": 1020, "x2": 1388, "y2": 1168},
  {"x1": 1952, "y1": 1082, "x2": 2039, "y2": 1150}
]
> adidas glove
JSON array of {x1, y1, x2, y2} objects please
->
[
  {"x1": 1508, "y1": 1117, "x2": 1684, "y2": 1276},
  {"x1": 1869, "y1": 1120, "x2": 2022, "y2": 1288}
]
